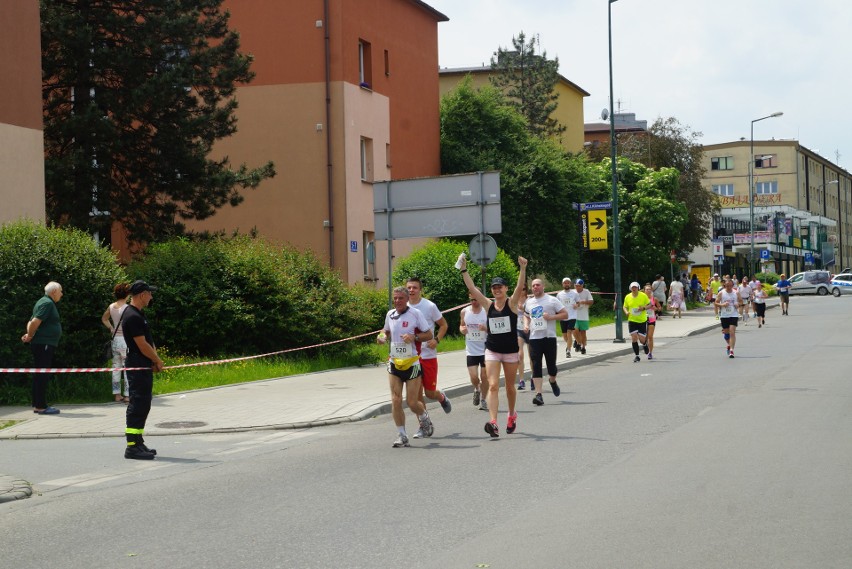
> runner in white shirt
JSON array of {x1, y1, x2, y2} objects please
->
[
  {"x1": 572, "y1": 279, "x2": 594, "y2": 354},
  {"x1": 737, "y1": 276, "x2": 753, "y2": 324},
  {"x1": 752, "y1": 280, "x2": 767, "y2": 327},
  {"x1": 556, "y1": 277, "x2": 577, "y2": 358},
  {"x1": 714, "y1": 278, "x2": 740, "y2": 358},
  {"x1": 377, "y1": 286, "x2": 434, "y2": 448},
  {"x1": 524, "y1": 279, "x2": 568, "y2": 406},
  {"x1": 460, "y1": 295, "x2": 488, "y2": 411}
]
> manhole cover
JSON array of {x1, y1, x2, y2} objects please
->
[{"x1": 155, "y1": 421, "x2": 208, "y2": 429}]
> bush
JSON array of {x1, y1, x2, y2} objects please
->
[
  {"x1": 128, "y1": 236, "x2": 385, "y2": 357},
  {"x1": 0, "y1": 220, "x2": 126, "y2": 404},
  {"x1": 391, "y1": 239, "x2": 520, "y2": 332}
]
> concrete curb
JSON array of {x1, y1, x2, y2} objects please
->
[{"x1": 0, "y1": 475, "x2": 33, "y2": 503}]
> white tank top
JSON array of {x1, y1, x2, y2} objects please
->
[{"x1": 109, "y1": 302, "x2": 128, "y2": 337}]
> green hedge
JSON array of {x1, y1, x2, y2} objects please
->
[{"x1": 0, "y1": 221, "x2": 126, "y2": 404}]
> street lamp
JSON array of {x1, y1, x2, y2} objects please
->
[
  {"x1": 608, "y1": 0, "x2": 624, "y2": 342},
  {"x1": 749, "y1": 111, "x2": 783, "y2": 275}
]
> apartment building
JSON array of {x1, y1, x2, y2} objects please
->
[
  {"x1": 703, "y1": 140, "x2": 852, "y2": 275},
  {"x1": 0, "y1": 2, "x2": 45, "y2": 224},
  {"x1": 180, "y1": 0, "x2": 448, "y2": 285}
]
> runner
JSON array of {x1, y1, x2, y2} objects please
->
[
  {"x1": 460, "y1": 295, "x2": 488, "y2": 411},
  {"x1": 623, "y1": 282, "x2": 651, "y2": 362},
  {"x1": 406, "y1": 277, "x2": 451, "y2": 440},
  {"x1": 775, "y1": 273, "x2": 791, "y2": 315},
  {"x1": 708, "y1": 273, "x2": 722, "y2": 318},
  {"x1": 738, "y1": 276, "x2": 753, "y2": 325},
  {"x1": 377, "y1": 286, "x2": 434, "y2": 448},
  {"x1": 651, "y1": 275, "x2": 667, "y2": 319},
  {"x1": 516, "y1": 283, "x2": 530, "y2": 390},
  {"x1": 459, "y1": 255, "x2": 528, "y2": 438},
  {"x1": 643, "y1": 284, "x2": 659, "y2": 360},
  {"x1": 524, "y1": 279, "x2": 568, "y2": 406},
  {"x1": 715, "y1": 278, "x2": 740, "y2": 358},
  {"x1": 572, "y1": 279, "x2": 594, "y2": 354},
  {"x1": 752, "y1": 280, "x2": 767, "y2": 328},
  {"x1": 556, "y1": 277, "x2": 576, "y2": 358}
]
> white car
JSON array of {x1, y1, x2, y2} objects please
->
[
  {"x1": 787, "y1": 271, "x2": 833, "y2": 296},
  {"x1": 830, "y1": 273, "x2": 852, "y2": 296}
]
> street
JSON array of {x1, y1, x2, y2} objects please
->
[{"x1": 2, "y1": 297, "x2": 851, "y2": 569}]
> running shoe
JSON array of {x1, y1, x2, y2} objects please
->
[
  {"x1": 506, "y1": 413, "x2": 518, "y2": 434},
  {"x1": 647, "y1": 353, "x2": 653, "y2": 360},
  {"x1": 473, "y1": 390, "x2": 480, "y2": 406},
  {"x1": 643, "y1": 342, "x2": 649, "y2": 354},
  {"x1": 715, "y1": 314, "x2": 720, "y2": 320},
  {"x1": 439, "y1": 391, "x2": 452, "y2": 414},
  {"x1": 412, "y1": 428, "x2": 424, "y2": 439},
  {"x1": 565, "y1": 346, "x2": 571, "y2": 358},
  {"x1": 485, "y1": 420, "x2": 499, "y2": 438},
  {"x1": 392, "y1": 433, "x2": 410, "y2": 447},
  {"x1": 633, "y1": 355, "x2": 640, "y2": 363},
  {"x1": 726, "y1": 345, "x2": 730, "y2": 356},
  {"x1": 517, "y1": 379, "x2": 526, "y2": 391},
  {"x1": 729, "y1": 351, "x2": 735, "y2": 359},
  {"x1": 758, "y1": 322, "x2": 762, "y2": 328},
  {"x1": 532, "y1": 393, "x2": 544, "y2": 406},
  {"x1": 479, "y1": 398, "x2": 488, "y2": 411},
  {"x1": 574, "y1": 341, "x2": 581, "y2": 352},
  {"x1": 581, "y1": 346, "x2": 586, "y2": 355},
  {"x1": 550, "y1": 381, "x2": 561, "y2": 397},
  {"x1": 419, "y1": 413, "x2": 434, "y2": 437}
]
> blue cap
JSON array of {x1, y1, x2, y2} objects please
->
[{"x1": 575, "y1": 278, "x2": 585, "y2": 285}]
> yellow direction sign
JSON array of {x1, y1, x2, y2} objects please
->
[{"x1": 587, "y1": 209, "x2": 608, "y2": 250}]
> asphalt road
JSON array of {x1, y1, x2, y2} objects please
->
[{"x1": 1, "y1": 296, "x2": 851, "y2": 569}]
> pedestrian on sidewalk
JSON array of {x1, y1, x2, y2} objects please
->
[
  {"x1": 378, "y1": 286, "x2": 434, "y2": 448},
  {"x1": 460, "y1": 295, "x2": 488, "y2": 411},
  {"x1": 406, "y1": 277, "x2": 452, "y2": 437},
  {"x1": 556, "y1": 277, "x2": 577, "y2": 358},
  {"x1": 572, "y1": 279, "x2": 594, "y2": 354},
  {"x1": 21, "y1": 281, "x2": 64, "y2": 415},
  {"x1": 123, "y1": 280, "x2": 165, "y2": 459},
  {"x1": 668, "y1": 277, "x2": 685, "y2": 318},
  {"x1": 459, "y1": 255, "x2": 528, "y2": 438},
  {"x1": 643, "y1": 284, "x2": 659, "y2": 360},
  {"x1": 101, "y1": 282, "x2": 130, "y2": 403},
  {"x1": 623, "y1": 282, "x2": 651, "y2": 363},
  {"x1": 524, "y1": 279, "x2": 568, "y2": 406},
  {"x1": 715, "y1": 278, "x2": 739, "y2": 358},
  {"x1": 651, "y1": 275, "x2": 667, "y2": 319}
]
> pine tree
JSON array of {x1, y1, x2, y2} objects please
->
[
  {"x1": 41, "y1": 0, "x2": 275, "y2": 245},
  {"x1": 490, "y1": 31, "x2": 566, "y2": 140}
]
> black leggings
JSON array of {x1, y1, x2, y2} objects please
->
[{"x1": 528, "y1": 337, "x2": 558, "y2": 378}]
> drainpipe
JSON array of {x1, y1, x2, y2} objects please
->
[{"x1": 323, "y1": 0, "x2": 335, "y2": 268}]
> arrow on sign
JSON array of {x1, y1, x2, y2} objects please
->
[{"x1": 591, "y1": 217, "x2": 605, "y2": 230}]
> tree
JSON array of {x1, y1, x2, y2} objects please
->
[
  {"x1": 618, "y1": 117, "x2": 717, "y2": 253},
  {"x1": 490, "y1": 31, "x2": 565, "y2": 140},
  {"x1": 441, "y1": 79, "x2": 594, "y2": 281},
  {"x1": 41, "y1": 0, "x2": 275, "y2": 245}
]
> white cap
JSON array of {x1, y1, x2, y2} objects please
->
[
  {"x1": 562, "y1": 277, "x2": 572, "y2": 283},
  {"x1": 629, "y1": 281, "x2": 640, "y2": 289}
]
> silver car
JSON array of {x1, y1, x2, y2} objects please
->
[
  {"x1": 830, "y1": 273, "x2": 852, "y2": 297},
  {"x1": 787, "y1": 270, "x2": 832, "y2": 296}
]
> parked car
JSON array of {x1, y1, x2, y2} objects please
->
[
  {"x1": 787, "y1": 270, "x2": 832, "y2": 296},
  {"x1": 830, "y1": 273, "x2": 852, "y2": 296}
]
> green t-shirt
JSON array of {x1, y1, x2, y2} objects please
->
[
  {"x1": 31, "y1": 295, "x2": 62, "y2": 346},
  {"x1": 623, "y1": 292, "x2": 650, "y2": 323}
]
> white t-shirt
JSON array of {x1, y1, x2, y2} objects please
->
[
  {"x1": 738, "y1": 284, "x2": 753, "y2": 301},
  {"x1": 408, "y1": 298, "x2": 442, "y2": 360},
  {"x1": 556, "y1": 289, "x2": 578, "y2": 320},
  {"x1": 524, "y1": 294, "x2": 563, "y2": 339},
  {"x1": 383, "y1": 306, "x2": 429, "y2": 364},
  {"x1": 718, "y1": 290, "x2": 739, "y2": 318},
  {"x1": 460, "y1": 305, "x2": 487, "y2": 356},
  {"x1": 573, "y1": 288, "x2": 594, "y2": 321}
]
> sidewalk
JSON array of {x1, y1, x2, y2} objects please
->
[{"x1": 0, "y1": 302, "x2": 760, "y2": 502}]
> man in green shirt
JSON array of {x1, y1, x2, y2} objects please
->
[
  {"x1": 622, "y1": 281, "x2": 651, "y2": 363},
  {"x1": 21, "y1": 281, "x2": 63, "y2": 414}
]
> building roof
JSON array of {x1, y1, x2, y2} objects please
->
[
  {"x1": 439, "y1": 66, "x2": 590, "y2": 97},
  {"x1": 410, "y1": 0, "x2": 449, "y2": 22}
]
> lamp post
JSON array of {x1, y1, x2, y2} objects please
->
[
  {"x1": 749, "y1": 112, "x2": 783, "y2": 276},
  {"x1": 608, "y1": 0, "x2": 624, "y2": 342}
]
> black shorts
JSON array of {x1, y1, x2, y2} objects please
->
[
  {"x1": 754, "y1": 303, "x2": 766, "y2": 317},
  {"x1": 720, "y1": 317, "x2": 738, "y2": 329},
  {"x1": 386, "y1": 360, "x2": 421, "y2": 381},
  {"x1": 560, "y1": 319, "x2": 576, "y2": 333},
  {"x1": 517, "y1": 329, "x2": 529, "y2": 343},
  {"x1": 628, "y1": 321, "x2": 648, "y2": 336},
  {"x1": 528, "y1": 337, "x2": 558, "y2": 378},
  {"x1": 466, "y1": 355, "x2": 486, "y2": 368}
]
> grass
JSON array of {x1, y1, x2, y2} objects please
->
[{"x1": 0, "y1": 420, "x2": 20, "y2": 430}]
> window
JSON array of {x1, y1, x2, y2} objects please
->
[
  {"x1": 754, "y1": 154, "x2": 777, "y2": 168},
  {"x1": 363, "y1": 231, "x2": 375, "y2": 280},
  {"x1": 755, "y1": 181, "x2": 778, "y2": 195},
  {"x1": 358, "y1": 40, "x2": 372, "y2": 88},
  {"x1": 385, "y1": 143, "x2": 392, "y2": 168},
  {"x1": 384, "y1": 49, "x2": 390, "y2": 77},
  {"x1": 711, "y1": 156, "x2": 734, "y2": 170},
  {"x1": 360, "y1": 137, "x2": 373, "y2": 182},
  {"x1": 712, "y1": 184, "x2": 734, "y2": 196}
]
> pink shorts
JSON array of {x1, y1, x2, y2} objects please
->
[
  {"x1": 484, "y1": 349, "x2": 520, "y2": 363},
  {"x1": 420, "y1": 358, "x2": 438, "y2": 391}
]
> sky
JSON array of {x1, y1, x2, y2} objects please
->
[{"x1": 425, "y1": 0, "x2": 851, "y2": 170}]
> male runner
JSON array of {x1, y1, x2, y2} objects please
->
[
  {"x1": 460, "y1": 295, "x2": 488, "y2": 411},
  {"x1": 572, "y1": 279, "x2": 594, "y2": 354},
  {"x1": 556, "y1": 277, "x2": 576, "y2": 358},
  {"x1": 623, "y1": 282, "x2": 651, "y2": 363},
  {"x1": 524, "y1": 279, "x2": 567, "y2": 406},
  {"x1": 715, "y1": 278, "x2": 740, "y2": 358}
]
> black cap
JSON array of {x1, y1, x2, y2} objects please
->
[
  {"x1": 130, "y1": 280, "x2": 157, "y2": 295},
  {"x1": 491, "y1": 277, "x2": 508, "y2": 286}
]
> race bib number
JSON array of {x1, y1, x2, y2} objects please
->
[
  {"x1": 720, "y1": 303, "x2": 738, "y2": 317},
  {"x1": 466, "y1": 326, "x2": 485, "y2": 342},
  {"x1": 530, "y1": 317, "x2": 547, "y2": 331},
  {"x1": 391, "y1": 342, "x2": 415, "y2": 358},
  {"x1": 489, "y1": 316, "x2": 511, "y2": 334},
  {"x1": 631, "y1": 307, "x2": 642, "y2": 315}
]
